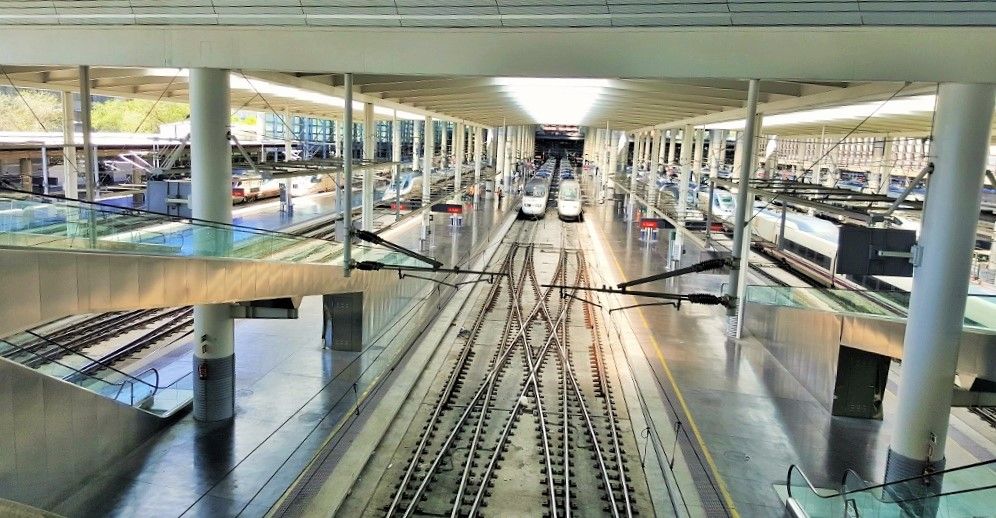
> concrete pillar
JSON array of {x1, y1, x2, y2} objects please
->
[
  {"x1": 875, "y1": 137, "x2": 894, "y2": 194},
  {"x1": 335, "y1": 116, "x2": 344, "y2": 158},
  {"x1": 606, "y1": 130, "x2": 618, "y2": 203},
  {"x1": 78, "y1": 66, "x2": 95, "y2": 202},
  {"x1": 412, "y1": 118, "x2": 421, "y2": 172},
  {"x1": 503, "y1": 126, "x2": 514, "y2": 194},
  {"x1": 454, "y1": 122, "x2": 465, "y2": 195},
  {"x1": 343, "y1": 73, "x2": 355, "y2": 273},
  {"x1": 717, "y1": 130, "x2": 728, "y2": 171},
  {"x1": 486, "y1": 127, "x2": 495, "y2": 166},
  {"x1": 677, "y1": 125, "x2": 693, "y2": 218},
  {"x1": 648, "y1": 130, "x2": 661, "y2": 199},
  {"x1": 60, "y1": 91, "x2": 78, "y2": 199},
  {"x1": 362, "y1": 102, "x2": 375, "y2": 231},
  {"x1": 189, "y1": 68, "x2": 235, "y2": 422},
  {"x1": 391, "y1": 111, "x2": 402, "y2": 220},
  {"x1": 667, "y1": 129, "x2": 677, "y2": 167},
  {"x1": 692, "y1": 128, "x2": 704, "y2": 184},
  {"x1": 473, "y1": 126, "x2": 483, "y2": 204},
  {"x1": 495, "y1": 125, "x2": 506, "y2": 178},
  {"x1": 888, "y1": 84, "x2": 996, "y2": 497},
  {"x1": 724, "y1": 79, "x2": 761, "y2": 337},
  {"x1": 422, "y1": 117, "x2": 434, "y2": 241},
  {"x1": 281, "y1": 109, "x2": 295, "y2": 213},
  {"x1": 19, "y1": 158, "x2": 32, "y2": 191}
]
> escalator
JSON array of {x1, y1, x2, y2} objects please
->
[{"x1": 786, "y1": 458, "x2": 996, "y2": 517}]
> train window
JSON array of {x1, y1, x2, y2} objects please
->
[
  {"x1": 560, "y1": 183, "x2": 580, "y2": 201},
  {"x1": 525, "y1": 184, "x2": 547, "y2": 197}
]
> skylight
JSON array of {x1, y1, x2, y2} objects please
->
[{"x1": 496, "y1": 78, "x2": 607, "y2": 125}]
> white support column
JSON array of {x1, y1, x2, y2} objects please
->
[
  {"x1": 454, "y1": 122, "x2": 464, "y2": 196},
  {"x1": 283, "y1": 108, "x2": 294, "y2": 160},
  {"x1": 439, "y1": 121, "x2": 449, "y2": 169},
  {"x1": 875, "y1": 137, "x2": 894, "y2": 194},
  {"x1": 78, "y1": 66, "x2": 95, "y2": 202},
  {"x1": 606, "y1": 130, "x2": 618, "y2": 203},
  {"x1": 486, "y1": 127, "x2": 495, "y2": 166},
  {"x1": 473, "y1": 126, "x2": 483, "y2": 204},
  {"x1": 692, "y1": 128, "x2": 705, "y2": 184},
  {"x1": 412, "y1": 118, "x2": 421, "y2": 172},
  {"x1": 60, "y1": 91, "x2": 78, "y2": 200},
  {"x1": 391, "y1": 110, "x2": 402, "y2": 220},
  {"x1": 667, "y1": 130, "x2": 677, "y2": 167},
  {"x1": 677, "y1": 125, "x2": 693, "y2": 218},
  {"x1": 495, "y1": 125, "x2": 506, "y2": 180},
  {"x1": 503, "y1": 126, "x2": 514, "y2": 194},
  {"x1": 648, "y1": 129, "x2": 661, "y2": 199},
  {"x1": 336, "y1": 115, "x2": 345, "y2": 158},
  {"x1": 361, "y1": 102, "x2": 375, "y2": 231},
  {"x1": 888, "y1": 84, "x2": 996, "y2": 497},
  {"x1": 724, "y1": 79, "x2": 761, "y2": 337},
  {"x1": 717, "y1": 130, "x2": 728, "y2": 172},
  {"x1": 189, "y1": 68, "x2": 235, "y2": 422},
  {"x1": 422, "y1": 117, "x2": 434, "y2": 242},
  {"x1": 281, "y1": 108, "x2": 294, "y2": 214}
]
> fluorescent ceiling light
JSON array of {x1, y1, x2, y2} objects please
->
[
  {"x1": 146, "y1": 68, "x2": 425, "y2": 120},
  {"x1": 704, "y1": 95, "x2": 938, "y2": 130},
  {"x1": 496, "y1": 78, "x2": 607, "y2": 125}
]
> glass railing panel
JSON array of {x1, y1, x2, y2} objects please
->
[
  {"x1": 786, "y1": 465, "x2": 845, "y2": 518},
  {"x1": 0, "y1": 189, "x2": 343, "y2": 265},
  {"x1": 840, "y1": 460, "x2": 996, "y2": 518},
  {"x1": 745, "y1": 286, "x2": 996, "y2": 332}
]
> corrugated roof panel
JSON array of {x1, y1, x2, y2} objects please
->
[
  {"x1": 728, "y1": 2, "x2": 862, "y2": 12},
  {"x1": 398, "y1": 6, "x2": 500, "y2": 16},
  {"x1": 400, "y1": 16, "x2": 501, "y2": 27},
  {"x1": 609, "y1": 3, "x2": 731, "y2": 14},
  {"x1": 501, "y1": 14, "x2": 613, "y2": 26},
  {"x1": 501, "y1": 5, "x2": 609, "y2": 15},
  {"x1": 217, "y1": 14, "x2": 306, "y2": 24},
  {"x1": 304, "y1": 6, "x2": 399, "y2": 16},
  {"x1": 611, "y1": 12, "x2": 733, "y2": 25},
  {"x1": 861, "y1": 11, "x2": 996, "y2": 24},
  {"x1": 731, "y1": 11, "x2": 864, "y2": 24}
]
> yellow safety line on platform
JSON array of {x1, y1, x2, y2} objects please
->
[{"x1": 585, "y1": 215, "x2": 741, "y2": 518}]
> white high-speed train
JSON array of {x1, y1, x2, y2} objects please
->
[
  {"x1": 746, "y1": 204, "x2": 996, "y2": 328},
  {"x1": 520, "y1": 177, "x2": 551, "y2": 219},
  {"x1": 557, "y1": 179, "x2": 583, "y2": 221}
]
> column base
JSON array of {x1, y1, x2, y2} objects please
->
[
  {"x1": 884, "y1": 448, "x2": 945, "y2": 517},
  {"x1": 193, "y1": 354, "x2": 235, "y2": 421}
]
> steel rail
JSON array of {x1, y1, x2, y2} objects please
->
[{"x1": 384, "y1": 243, "x2": 520, "y2": 517}]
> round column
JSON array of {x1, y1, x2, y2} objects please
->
[
  {"x1": 190, "y1": 68, "x2": 235, "y2": 422},
  {"x1": 887, "y1": 83, "x2": 996, "y2": 503}
]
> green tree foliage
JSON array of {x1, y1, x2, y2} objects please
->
[
  {"x1": 0, "y1": 86, "x2": 63, "y2": 131},
  {"x1": 91, "y1": 98, "x2": 189, "y2": 133}
]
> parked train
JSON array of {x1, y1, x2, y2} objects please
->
[
  {"x1": 743, "y1": 202, "x2": 996, "y2": 327},
  {"x1": 520, "y1": 177, "x2": 551, "y2": 219},
  {"x1": 557, "y1": 179, "x2": 583, "y2": 221}
]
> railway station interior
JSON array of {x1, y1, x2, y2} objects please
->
[{"x1": 1, "y1": 4, "x2": 995, "y2": 518}]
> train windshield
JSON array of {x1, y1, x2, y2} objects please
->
[
  {"x1": 525, "y1": 183, "x2": 547, "y2": 197},
  {"x1": 715, "y1": 191, "x2": 734, "y2": 210},
  {"x1": 560, "y1": 183, "x2": 580, "y2": 201}
]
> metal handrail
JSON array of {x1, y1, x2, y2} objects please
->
[
  {"x1": 0, "y1": 338, "x2": 121, "y2": 391},
  {"x1": 24, "y1": 330, "x2": 159, "y2": 394},
  {"x1": 837, "y1": 458, "x2": 996, "y2": 501},
  {"x1": 0, "y1": 187, "x2": 330, "y2": 242}
]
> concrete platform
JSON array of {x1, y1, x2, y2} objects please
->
[
  {"x1": 50, "y1": 197, "x2": 513, "y2": 517},
  {"x1": 588, "y1": 195, "x2": 996, "y2": 516}
]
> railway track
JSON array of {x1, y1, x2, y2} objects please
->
[{"x1": 358, "y1": 219, "x2": 648, "y2": 517}]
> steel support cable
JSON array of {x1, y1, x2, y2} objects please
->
[{"x1": 746, "y1": 82, "x2": 911, "y2": 225}]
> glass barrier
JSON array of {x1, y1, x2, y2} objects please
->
[
  {"x1": 838, "y1": 460, "x2": 996, "y2": 518},
  {"x1": 0, "y1": 188, "x2": 433, "y2": 269},
  {"x1": 0, "y1": 337, "x2": 157, "y2": 407},
  {"x1": 786, "y1": 464, "x2": 846, "y2": 517},
  {"x1": 745, "y1": 285, "x2": 996, "y2": 332}
]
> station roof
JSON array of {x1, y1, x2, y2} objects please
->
[
  {"x1": 1, "y1": 65, "x2": 921, "y2": 132},
  {"x1": 1, "y1": 1, "x2": 991, "y2": 28}
]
